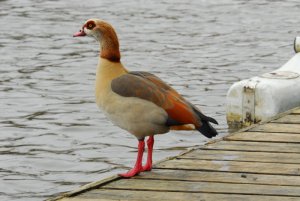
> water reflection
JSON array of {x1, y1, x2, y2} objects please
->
[{"x1": 0, "y1": 0, "x2": 299, "y2": 200}]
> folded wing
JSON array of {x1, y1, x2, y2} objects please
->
[{"x1": 111, "y1": 71, "x2": 203, "y2": 127}]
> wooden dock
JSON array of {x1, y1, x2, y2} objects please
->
[{"x1": 49, "y1": 107, "x2": 300, "y2": 201}]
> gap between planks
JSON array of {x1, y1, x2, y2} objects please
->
[{"x1": 202, "y1": 140, "x2": 300, "y2": 153}]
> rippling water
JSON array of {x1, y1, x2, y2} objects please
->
[{"x1": 0, "y1": 0, "x2": 299, "y2": 200}]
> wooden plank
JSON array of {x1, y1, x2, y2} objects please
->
[
  {"x1": 249, "y1": 123, "x2": 300, "y2": 133},
  {"x1": 136, "y1": 169, "x2": 300, "y2": 186},
  {"x1": 225, "y1": 132, "x2": 300, "y2": 143},
  {"x1": 101, "y1": 179, "x2": 300, "y2": 197},
  {"x1": 46, "y1": 175, "x2": 121, "y2": 201},
  {"x1": 156, "y1": 158, "x2": 300, "y2": 175},
  {"x1": 292, "y1": 108, "x2": 300, "y2": 114},
  {"x1": 61, "y1": 189, "x2": 300, "y2": 201},
  {"x1": 204, "y1": 141, "x2": 300, "y2": 153},
  {"x1": 272, "y1": 115, "x2": 300, "y2": 124},
  {"x1": 180, "y1": 149, "x2": 300, "y2": 164}
]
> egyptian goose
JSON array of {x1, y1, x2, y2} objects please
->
[{"x1": 73, "y1": 19, "x2": 218, "y2": 178}]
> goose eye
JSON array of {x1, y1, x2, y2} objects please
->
[{"x1": 87, "y1": 22, "x2": 95, "y2": 30}]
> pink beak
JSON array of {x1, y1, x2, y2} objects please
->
[{"x1": 73, "y1": 29, "x2": 86, "y2": 37}]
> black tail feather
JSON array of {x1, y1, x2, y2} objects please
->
[
  {"x1": 166, "y1": 102, "x2": 218, "y2": 138},
  {"x1": 197, "y1": 120, "x2": 218, "y2": 138},
  {"x1": 193, "y1": 109, "x2": 218, "y2": 125}
]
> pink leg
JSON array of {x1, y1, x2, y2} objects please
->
[
  {"x1": 142, "y1": 135, "x2": 154, "y2": 171},
  {"x1": 119, "y1": 139, "x2": 145, "y2": 178}
]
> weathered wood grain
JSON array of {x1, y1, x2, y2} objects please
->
[
  {"x1": 249, "y1": 123, "x2": 300, "y2": 133},
  {"x1": 61, "y1": 189, "x2": 300, "y2": 201},
  {"x1": 136, "y1": 169, "x2": 300, "y2": 186},
  {"x1": 272, "y1": 115, "x2": 300, "y2": 124},
  {"x1": 102, "y1": 179, "x2": 300, "y2": 196},
  {"x1": 180, "y1": 149, "x2": 300, "y2": 164},
  {"x1": 156, "y1": 158, "x2": 300, "y2": 175},
  {"x1": 225, "y1": 132, "x2": 300, "y2": 142},
  {"x1": 204, "y1": 141, "x2": 300, "y2": 153},
  {"x1": 292, "y1": 108, "x2": 300, "y2": 114}
]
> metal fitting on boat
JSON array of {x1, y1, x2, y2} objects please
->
[{"x1": 294, "y1": 36, "x2": 300, "y2": 53}]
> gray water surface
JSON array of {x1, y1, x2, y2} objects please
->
[{"x1": 0, "y1": 0, "x2": 299, "y2": 200}]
